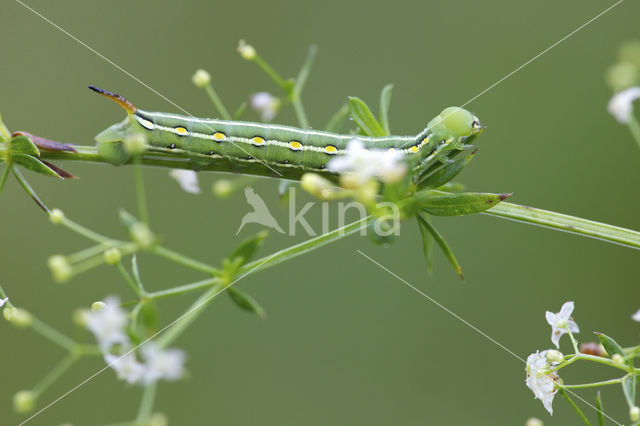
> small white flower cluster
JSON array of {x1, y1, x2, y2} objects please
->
[
  {"x1": 169, "y1": 169, "x2": 201, "y2": 194},
  {"x1": 526, "y1": 301, "x2": 579, "y2": 415},
  {"x1": 250, "y1": 92, "x2": 279, "y2": 122},
  {"x1": 0, "y1": 297, "x2": 7, "y2": 308},
  {"x1": 84, "y1": 297, "x2": 185, "y2": 385},
  {"x1": 608, "y1": 86, "x2": 640, "y2": 124},
  {"x1": 327, "y1": 139, "x2": 408, "y2": 185}
]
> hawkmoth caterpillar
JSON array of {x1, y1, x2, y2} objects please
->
[{"x1": 91, "y1": 86, "x2": 483, "y2": 180}]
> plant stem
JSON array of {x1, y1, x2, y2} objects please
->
[
  {"x1": 0, "y1": 164, "x2": 11, "y2": 196},
  {"x1": 253, "y1": 55, "x2": 287, "y2": 88},
  {"x1": 204, "y1": 84, "x2": 231, "y2": 120},
  {"x1": 289, "y1": 45, "x2": 316, "y2": 128},
  {"x1": 135, "y1": 382, "x2": 157, "y2": 424},
  {"x1": 12, "y1": 167, "x2": 49, "y2": 212},
  {"x1": 559, "y1": 388, "x2": 592, "y2": 425},
  {"x1": 483, "y1": 201, "x2": 640, "y2": 250},
  {"x1": 151, "y1": 246, "x2": 220, "y2": 275},
  {"x1": 116, "y1": 262, "x2": 143, "y2": 297},
  {"x1": 31, "y1": 353, "x2": 79, "y2": 397},
  {"x1": 59, "y1": 214, "x2": 115, "y2": 244},
  {"x1": 30, "y1": 317, "x2": 77, "y2": 352},
  {"x1": 148, "y1": 277, "x2": 221, "y2": 300},
  {"x1": 561, "y1": 377, "x2": 624, "y2": 389},
  {"x1": 133, "y1": 159, "x2": 149, "y2": 225}
]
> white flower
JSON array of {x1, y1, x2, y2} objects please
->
[
  {"x1": 105, "y1": 352, "x2": 146, "y2": 384},
  {"x1": 141, "y1": 342, "x2": 186, "y2": 384},
  {"x1": 526, "y1": 350, "x2": 558, "y2": 415},
  {"x1": 608, "y1": 87, "x2": 640, "y2": 124},
  {"x1": 169, "y1": 169, "x2": 201, "y2": 194},
  {"x1": 0, "y1": 297, "x2": 7, "y2": 308},
  {"x1": 84, "y1": 296, "x2": 129, "y2": 351},
  {"x1": 632, "y1": 308, "x2": 640, "y2": 322},
  {"x1": 327, "y1": 139, "x2": 407, "y2": 184},
  {"x1": 250, "y1": 92, "x2": 279, "y2": 121},
  {"x1": 545, "y1": 301, "x2": 579, "y2": 349}
]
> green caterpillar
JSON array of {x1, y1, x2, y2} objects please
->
[{"x1": 91, "y1": 86, "x2": 483, "y2": 180}]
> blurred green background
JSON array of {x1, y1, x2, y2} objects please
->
[{"x1": 1, "y1": 0, "x2": 639, "y2": 424}]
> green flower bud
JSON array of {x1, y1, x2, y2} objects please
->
[
  {"x1": 73, "y1": 308, "x2": 89, "y2": 327},
  {"x1": 212, "y1": 179, "x2": 233, "y2": 198},
  {"x1": 123, "y1": 133, "x2": 147, "y2": 156},
  {"x1": 47, "y1": 255, "x2": 72, "y2": 283},
  {"x1": 545, "y1": 350, "x2": 563, "y2": 363},
  {"x1": 91, "y1": 301, "x2": 106, "y2": 311},
  {"x1": 147, "y1": 412, "x2": 169, "y2": 426},
  {"x1": 192, "y1": 69, "x2": 211, "y2": 88},
  {"x1": 131, "y1": 222, "x2": 154, "y2": 248},
  {"x1": 13, "y1": 390, "x2": 36, "y2": 413},
  {"x1": 605, "y1": 62, "x2": 638, "y2": 92},
  {"x1": 618, "y1": 40, "x2": 640, "y2": 68},
  {"x1": 237, "y1": 40, "x2": 256, "y2": 60},
  {"x1": 630, "y1": 406, "x2": 640, "y2": 422},
  {"x1": 301, "y1": 173, "x2": 335, "y2": 200},
  {"x1": 104, "y1": 248, "x2": 122, "y2": 265},
  {"x1": 49, "y1": 208, "x2": 65, "y2": 224},
  {"x1": 525, "y1": 418, "x2": 543, "y2": 426},
  {"x1": 3, "y1": 307, "x2": 32, "y2": 327},
  {"x1": 611, "y1": 353, "x2": 625, "y2": 367}
]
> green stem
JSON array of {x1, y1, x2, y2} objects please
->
[
  {"x1": 253, "y1": 54, "x2": 287, "y2": 88},
  {"x1": 627, "y1": 114, "x2": 640, "y2": 150},
  {"x1": 289, "y1": 45, "x2": 316, "y2": 128},
  {"x1": 31, "y1": 353, "x2": 79, "y2": 397},
  {"x1": 151, "y1": 246, "x2": 220, "y2": 275},
  {"x1": 59, "y1": 214, "x2": 115, "y2": 244},
  {"x1": 67, "y1": 243, "x2": 111, "y2": 263},
  {"x1": 133, "y1": 159, "x2": 149, "y2": 225},
  {"x1": 135, "y1": 382, "x2": 157, "y2": 424},
  {"x1": 559, "y1": 388, "x2": 592, "y2": 425},
  {"x1": 561, "y1": 378, "x2": 624, "y2": 389},
  {"x1": 483, "y1": 200, "x2": 640, "y2": 250},
  {"x1": 12, "y1": 167, "x2": 49, "y2": 212},
  {"x1": 116, "y1": 262, "x2": 143, "y2": 297},
  {"x1": 568, "y1": 329, "x2": 580, "y2": 354},
  {"x1": 204, "y1": 84, "x2": 231, "y2": 120},
  {"x1": 0, "y1": 163, "x2": 11, "y2": 195},
  {"x1": 30, "y1": 317, "x2": 77, "y2": 352},
  {"x1": 148, "y1": 277, "x2": 221, "y2": 300}
]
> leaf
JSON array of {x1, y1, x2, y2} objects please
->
[
  {"x1": 378, "y1": 84, "x2": 393, "y2": 136},
  {"x1": 419, "y1": 150, "x2": 477, "y2": 191},
  {"x1": 138, "y1": 298, "x2": 159, "y2": 334},
  {"x1": 228, "y1": 230, "x2": 269, "y2": 267},
  {"x1": 227, "y1": 287, "x2": 266, "y2": 319},
  {"x1": 416, "y1": 191, "x2": 510, "y2": 216},
  {"x1": 595, "y1": 391, "x2": 605, "y2": 426},
  {"x1": 10, "y1": 135, "x2": 39, "y2": 156},
  {"x1": 417, "y1": 216, "x2": 434, "y2": 274},
  {"x1": 233, "y1": 101, "x2": 248, "y2": 120},
  {"x1": 348, "y1": 97, "x2": 386, "y2": 137},
  {"x1": 13, "y1": 131, "x2": 77, "y2": 152},
  {"x1": 594, "y1": 332, "x2": 625, "y2": 358},
  {"x1": 12, "y1": 153, "x2": 63, "y2": 178},
  {"x1": 417, "y1": 214, "x2": 463, "y2": 279},
  {"x1": 623, "y1": 375, "x2": 636, "y2": 408}
]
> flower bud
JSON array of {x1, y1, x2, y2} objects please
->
[
  {"x1": 237, "y1": 40, "x2": 256, "y2": 60},
  {"x1": 545, "y1": 350, "x2": 563, "y2": 364},
  {"x1": 47, "y1": 255, "x2": 72, "y2": 283},
  {"x1": 123, "y1": 133, "x2": 146, "y2": 156},
  {"x1": 3, "y1": 307, "x2": 32, "y2": 327},
  {"x1": 212, "y1": 179, "x2": 233, "y2": 198},
  {"x1": 605, "y1": 62, "x2": 638, "y2": 92},
  {"x1": 579, "y1": 342, "x2": 607, "y2": 357},
  {"x1": 131, "y1": 222, "x2": 155, "y2": 248},
  {"x1": 104, "y1": 248, "x2": 122, "y2": 265},
  {"x1": 630, "y1": 406, "x2": 640, "y2": 422},
  {"x1": 73, "y1": 308, "x2": 89, "y2": 327},
  {"x1": 612, "y1": 353, "x2": 626, "y2": 367},
  {"x1": 49, "y1": 208, "x2": 65, "y2": 224},
  {"x1": 618, "y1": 40, "x2": 640, "y2": 68},
  {"x1": 355, "y1": 179, "x2": 379, "y2": 206},
  {"x1": 191, "y1": 69, "x2": 211, "y2": 88},
  {"x1": 301, "y1": 173, "x2": 335, "y2": 200},
  {"x1": 91, "y1": 301, "x2": 106, "y2": 311},
  {"x1": 525, "y1": 418, "x2": 543, "y2": 426},
  {"x1": 147, "y1": 412, "x2": 169, "y2": 426},
  {"x1": 13, "y1": 390, "x2": 36, "y2": 413}
]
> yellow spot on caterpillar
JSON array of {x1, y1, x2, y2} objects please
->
[
  {"x1": 175, "y1": 127, "x2": 188, "y2": 135},
  {"x1": 410, "y1": 145, "x2": 419, "y2": 153},
  {"x1": 324, "y1": 145, "x2": 337, "y2": 154},
  {"x1": 422, "y1": 137, "x2": 429, "y2": 145},
  {"x1": 388, "y1": 147, "x2": 396, "y2": 153},
  {"x1": 213, "y1": 132, "x2": 225, "y2": 140},
  {"x1": 252, "y1": 136, "x2": 265, "y2": 145},
  {"x1": 289, "y1": 141, "x2": 302, "y2": 150}
]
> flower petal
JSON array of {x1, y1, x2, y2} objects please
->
[
  {"x1": 632, "y1": 309, "x2": 640, "y2": 322},
  {"x1": 558, "y1": 301, "x2": 574, "y2": 319},
  {"x1": 169, "y1": 170, "x2": 201, "y2": 195},
  {"x1": 0, "y1": 297, "x2": 7, "y2": 308}
]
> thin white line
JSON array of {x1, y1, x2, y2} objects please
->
[
  {"x1": 14, "y1": 0, "x2": 283, "y2": 177},
  {"x1": 357, "y1": 249, "x2": 623, "y2": 425},
  {"x1": 17, "y1": 253, "x2": 277, "y2": 426}
]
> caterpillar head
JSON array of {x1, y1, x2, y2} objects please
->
[{"x1": 427, "y1": 106, "x2": 482, "y2": 139}]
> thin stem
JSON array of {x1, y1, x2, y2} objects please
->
[
  {"x1": 561, "y1": 378, "x2": 624, "y2": 389},
  {"x1": 483, "y1": 200, "x2": 640, "y2": 250},
  {"x1": 12, "y1": 167, "x2": 49, "y2": 212},
  {"x1": 204, "y1": 84, "x2": 231, "y2": 120},
  {"x1": 290, "y1": 45, "x2": 317, "y2": 128},
  {"x1": 30, "y1": 317, "x2": 77, "y2": 352},
  {"x1": 253, "y1": 55, "x2": 287, "y2": 88},
  {"x1": 133, "y1": 158, "x2": 149, "y2": 225},
  {"x1": 151, "y1": 246, "x2": 220, "y2": 275},
  {"x1": 59, "y1": 214, "x2": 115, "y2": 244},
  {"x1": 116, "y1": 262, "x2": 143, "y2": 297},
  {"x1": 148, "y1": 277, "x2": 221, "y2": 300},
  {"x1": 31, "y1": 353, "x2": 79, "y2": 397},
  {"x1": 568, "y1": 329, "x2": 580, "y2": 354},
  {"x1": 67, "y1": 243, "x2": 111, "y2": 263},
  {"x1": 627, "y1": 114, "x2": 640, "y2": 150},
  {"x1": 559, "y1": 388, "x2": 592, "y2": 425},
  {"x1": 135, "y1": 382, "x2": 157, "y2": 424},
  {"x1": 0, "y1": 163, "x2": 11, "y2": 195}
]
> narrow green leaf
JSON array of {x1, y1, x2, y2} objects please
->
[
  {"x1": 622, "y1": 375, "x2": 637, "y2": 408},
  {"x1": 10, "y1": 135, "x2": 40, "y2": 156},
  {"x1": 131, "y1": 255, "x2": 145, "y2": 292},
  {"x1": 324, "y1": 103, "x2": 349, "y2": 133},
  {"x1": 227, "y1": 287, "x2": 266, "y2": 319},
  {"x1": 417, "y1": 216, "x2": 434, "y2": 274},
  {"x1": 12, "y1": 153, "x2": 62, "y2": 178},
  {"x1": 417, "y1": 214, "x2": 463, "y2": 279},
  {"x1": 233, "y1": 101, "x2": 248, "y2": 120},
  {"x1": 416, "y1": 191, "x2": 510, "y2": 216},
  {"x1": 348, "y1": 97, "x2": 386, "y2": 137},
  {"x1": 378, "y1": 84, "x2": 393, "y2": 136},
  {"x1": 118, "y1": 209, "x2": 140, "y2": 230},
  {"x1": 594, "y1": 332, "x2": 625, "y2": 358},
  {"x1": 559, "y1": 388, "x2": 592, "y2": 426},
  {"x1": 595, "y1": 391, "x2": 605, "y2": 426},
  {"x1": 419, "y1": 151, "x2": 476, "y2": 191},
  {"x1": 228, "y1": 230, "x2": 269, "y2": 267}
]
